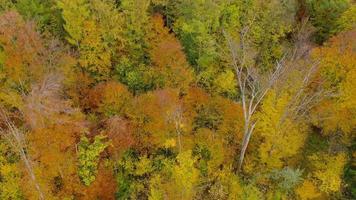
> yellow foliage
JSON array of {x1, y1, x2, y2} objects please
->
[
  {"x1": 255, "y1": 90, "x2": 307, "y2": 169},
  {"x1": 308, "y1": 153, "x2": 347, "y2": 194},
  {"x1": 163, "y1": 138, "x2": 176, "y2": 149},
  {"x1": 57, "y1": 0, "x2": 90, "y2": 45},
  {"x1": 311, "y1": 29, "x2": 356, "y2": 136},
  {"x1": 295, "y1": 180, "x2": 321, "y2": 200},
  {"x1": 0, "y1": 142, "x2": 22, "y2": 200},
  {"x1": 79, "y1": 20, "x2": 112, "y2": 80},
  {"x1": 171, "y1": 150, "x2": 199, "y2": 200}
]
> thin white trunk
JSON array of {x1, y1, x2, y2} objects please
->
[{"x1": 0, "y1": 110, "x2": 45, "y2": 200}]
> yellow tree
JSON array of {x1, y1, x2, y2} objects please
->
[
  {"x1": 58, "y1": 0, "x2": 122, "y2": 80},
  {"x1": 311, "y1": 29, "x2": 356, "y2": 138},
  {"x1": 78, "y1": 20, "x2": 112, "y2": 79},
  {"x1": 171, "y1": 150, "x2": 199, "y2": 200},
  {"x1": 308, "y1": 153, "x2": 347, "y2": 194},
  {"x1": 254, "y1": 90, "x2": 307, "y2": 170}
]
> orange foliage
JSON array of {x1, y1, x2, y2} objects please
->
[
  {"x1": 23, "y1": 124, "x2": 85, "y2": 199},
  {"x1": 149, "y1": 14, "x2": 194, "y2": 91},
  {"x1": 84, "y1": 81, "x2": 132, "y2": 117},
  {"x1": 311, "y1": 29, "x2": 356, "y2": 136},
  {"x1": 131, "y1": 88, "x2": 183, "y2": 150},
  {"x1": 81, "y1": 164, "x2": 117, "y2": 200},
  {"x1": 21, "y1": 76, "x2": 88, "y2": 199},
  {"x1": 0, "y1": 11, "x2": 44, "y2": 83},
  {"x1": 105, "y1": 116, "x2": 136, "y2": 155}
]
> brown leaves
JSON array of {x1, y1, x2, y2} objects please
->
[{"x1": 105, "y1": 116, "x2": 135, "y2": 156}]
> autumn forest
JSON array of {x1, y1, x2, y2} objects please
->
[{"x1": 0, "y1": 0, "x2": 355, "y2": 199}]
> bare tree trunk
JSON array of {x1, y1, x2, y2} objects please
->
[
  {"x1": 0, "y1": 109, "x2": 45, "y2": 200},
  {"x1": 224, "y1": 28, "x2": 286, "y2": 171}
]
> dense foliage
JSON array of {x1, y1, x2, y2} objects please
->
[{"x1": 0, "y1": 0, "x2": 355, "y2": 199}]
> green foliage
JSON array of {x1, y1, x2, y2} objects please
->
[
  {"x1": 0, "y1": 1, "x2": 355, "y2": 199},
  {"x1": 16, "y1": 0, "x2": 63, "y2": 34},
  {"x1": 269, "y1": 167, "x2": 303, "y2": 193},
  {"x1": 57, "y1": 0, "x2": 90, "y2": 45},
  {"x1": 171, "y1": 0, "x2": 296, "y2": 96},
  {"x1": 114, "y1": 57, "x2": 160, "y2": 93},
  {"x1": 306, "y1": 0, "x2": 351, "y2": 43},
  {"x1": 120, "y1": 0, "x2": 151, "y2": 62},
  {"x1": 0, "y1": 0, "x2": 14, "y2": 12},
  {"x1": 344, "y1": 141, "x2": 356, "y2": 199},
  {"x1": 115, "y1": 150, "x2": 161, "y2": 199},
  {"x1": 78, "y1": 135, "x2": 109, "y2": 186}
]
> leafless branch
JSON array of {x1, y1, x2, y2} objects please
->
[{"x1": 0, "y1": 108, "x2": 45, "y2": 200}]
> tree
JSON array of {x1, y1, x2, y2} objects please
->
[
  {"x1": 254, "y1": 91, "x2": 307, "y2": 169},
  {"x1": 58, "y1": 0, "x2": 122, "y2": 80},
  {"x1": 78, "y1": 135, "x2": 109, "y2": 186},
  {"x1": 0, "y1": 11, "x2": 45, "y2": 109},
  {"x1": 15, "y1": 0, "x2": 63, "y2": 34},
  {"x1": 295, "y1": 179, "x2": 321, "y2": 200},
  {"x1": 335, "y1": 4, "x2": 356, "y2": 32},
  {"x1": 149, "y1": 14, "x2": 194, "y2": 91},
  {"x1": 21, "y1": 74, "x2": 86, "y2": 199},
  {"x1": 306, "y1": 0, "x2": 351, "y2": 43},
  {"x1": 171, "y1": 150, "x2": 199, "y2": 200},
  {"x1": 114, "y1": 0, "x2": 161, "y2": 93},
  {"x1": 0, "y1": 109, "x2": 44, "y2": 200},
  {"x1": 310, "y1": 29, "x2": 356, "y2": 137},
  {"x1": 225, "y1": 30, "x2": 286, "y2": 170},
  {"x1": 78, "y1": 20, "x2": 112, "y2": 79},
  {"x1": 88, "y1": 81, "x2": 133, "y2": 117},
  {"x1": 308, "y1": 152, "x2": 347, "y2": 194},
  {"x1": 57, "y1": 0, "x2": 90, "y2": 46},
  {"x1": 0, "y1": 141, "x2": 23, "y2": 200},
  {"x1": 224, "y1": 8, "x2": 324, "y2": 170}
]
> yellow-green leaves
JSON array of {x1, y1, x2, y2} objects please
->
[
  {"x1": 78, "y1": 135, "x2": 109, "y2": 186},
  {"x1": 57, "y1": 0, "x2": 90, "y2": 46},
  {"x1": 172, "y1": 150, "x2": 199, "y2": 199}
]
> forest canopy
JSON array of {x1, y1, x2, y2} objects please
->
[{"x1": 0, "y1": 0, "x2": 355, "y2": 199}]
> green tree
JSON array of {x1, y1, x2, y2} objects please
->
[
  {"x1": 78, "y1": 135, "x2": 109, "y2": 186},
  {"x1": 16, "y1": 0, "x2": 63, "y2": 34},
  {"x1": 306, "y1": 0, "x2": 351, "y2": 43}
]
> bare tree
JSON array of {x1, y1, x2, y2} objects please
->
[
  {"x1": 167, "y1": 105, "x2": 184, "y2": 153},
  {"x1": 224, "y1": 19, "x2": 326, "y2": 171},
  {"x1": 0, "y1": 109, "x2": 45, "y2": 200},
  {"x1": 224, "y1": 26, "x2": 289, "y2": 171}
]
